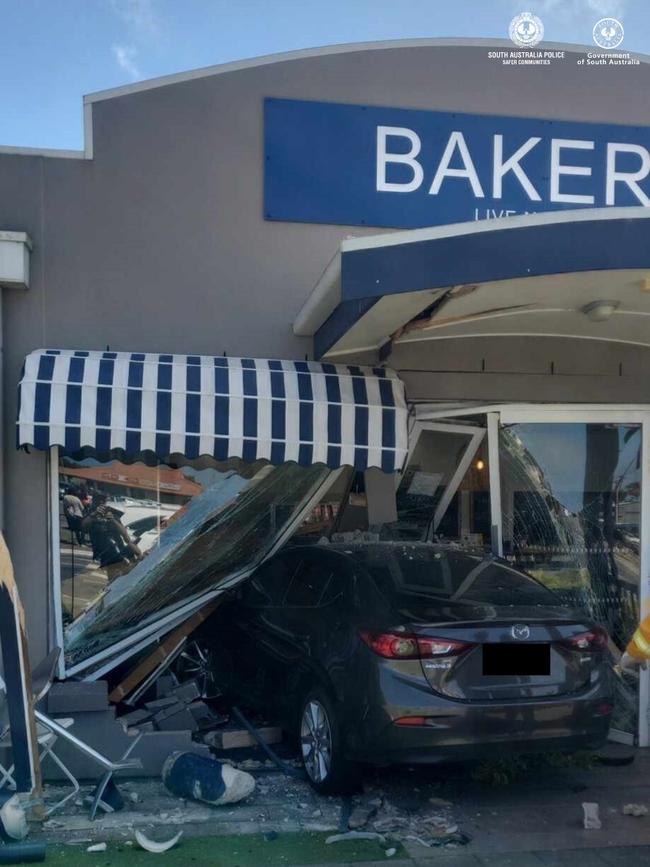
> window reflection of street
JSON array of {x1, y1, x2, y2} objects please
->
[
  {"x1": 59, "y1": 456, "x2": 332, "y2": 670},
  {"x1": 59, "y1": 460, "x2": 192, "y2": 625}
]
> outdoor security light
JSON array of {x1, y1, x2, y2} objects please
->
[{"x1": 582, "y1": 300, "x2": 620, "y2": 322}]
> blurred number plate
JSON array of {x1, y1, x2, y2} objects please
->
[{"x1": 483, "y1": 643, "x2": 550, "y2": 676}]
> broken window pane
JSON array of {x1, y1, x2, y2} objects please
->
[{"x1": 59, "y1": 456, "x2": 332, "y2": 670}]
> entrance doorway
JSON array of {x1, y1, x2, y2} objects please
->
[{"x1": 405, "y1": 405, "x2": 649, "y2": 746}]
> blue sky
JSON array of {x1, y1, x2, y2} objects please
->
[{"x1": 0, "y1": 0, "x2": 647, "y2": 151}]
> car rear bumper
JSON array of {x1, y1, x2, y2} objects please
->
[
  {"x1": 355, "y1": 730, "x2": 610, "y2": 765},
  {"x1": 347, "y1": 693, "x2": 613, "y2": 765}
]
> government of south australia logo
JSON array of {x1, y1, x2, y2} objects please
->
[
  {"x1": 593, "y1": 17, "x2": 624, "y2": 49},
  {"x1": 509, "y1": 12, "x2": 544, "y2": 48}
]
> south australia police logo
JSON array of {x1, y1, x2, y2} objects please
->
[
  {"x1": 509, "y1": 12, "x2": 544, "y2": 48},
  {"x1": 593, "y1": 17, "x2": 624, "y2": 49}
]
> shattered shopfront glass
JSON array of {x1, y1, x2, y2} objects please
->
[
  {"x1": 499, "y1": 422, "x2": 641, "y2": 736},
  {"x1": 58, "y1": 455, "x2": 332, "y2": 671}
]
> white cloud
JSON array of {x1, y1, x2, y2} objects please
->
[
  {"x1": 586, "y1": 0, "x2": 627, "y2": 16},
  {"x1": 517, "y1": 0, "x2": 627, "y2": 21},
  {"x1": 110, "y1": 0, "x2": 160, "y2": 37},
  {"x1": 111, "y1": 43, "x2": 142, "y2": 80},
  {"x1": 109, "y1": 0, "x2": 161, "y2": 79}
]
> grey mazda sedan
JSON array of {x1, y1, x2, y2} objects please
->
[{"x1": 200, "y1": 542, "x2": 614, "y2": 793}]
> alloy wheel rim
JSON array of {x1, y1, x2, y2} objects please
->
[
  {"x1": 177, "y1": 640, "x2": 219, "y2": 699},
  {"x1": 301, "y1": 700, "x2": 332, "y2": 783}
]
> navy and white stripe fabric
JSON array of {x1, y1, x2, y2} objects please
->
[{"x1": 17, "y1": 349, "x2": 408, "y2": 472}]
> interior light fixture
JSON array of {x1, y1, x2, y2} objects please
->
[
  {"x1": 475, "y1": 459, "x2": 485, "y2": 471},
  {"x1": 582, "y1": 300, "x2": 620, "y2": 322}
]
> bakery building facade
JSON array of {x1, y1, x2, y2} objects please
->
[{"x1": 1, "y1": 38, "x2": 650, "y2": 746}]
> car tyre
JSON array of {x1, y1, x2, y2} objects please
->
[{"x1": 299, "y1": 688, "x2": 360, "y2": 795}]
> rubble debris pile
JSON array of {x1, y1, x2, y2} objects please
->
[{"x1": 116, "y1": 679, "x2": 224, "y2": 736}]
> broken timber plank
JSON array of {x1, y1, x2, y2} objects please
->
[
  {"x1": 204, "y1": 726, "x2": 282, "y2": 750},
  {"x1": 0, "y1": 533, "x2": 43, "y2": 814},
  {"x1": 108, "y1": 600, "x2": 220, "y2": 703}
]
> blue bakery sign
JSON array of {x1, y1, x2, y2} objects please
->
[{"x1": 264, "y1": 97, "x2": 650, "y2": 229}]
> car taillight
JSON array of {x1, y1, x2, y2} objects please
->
[
  {"x1": 564, "y1": 627, "x2": 609, "y2": 652},
  {"x1": 418, "y1": 636, "x2": 472, "y2": 657},
  {"x1": 359, "y1": 630, "x2": 471, "y2": 659}
]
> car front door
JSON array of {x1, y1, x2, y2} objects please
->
[
  {"x1": 229, "y1": 550, "x2": 304, "y2": 690},
  {"x1": 281, "y1": 552, "x2": 357, "y2": 689}
]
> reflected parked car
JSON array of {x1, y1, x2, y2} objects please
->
[
  {"x1": 125, "y1": 515, "x2": 169, "y2": 553},
  {"x1": 120, "y1": 505, "x2": 179, "y2": 553},
  {"x1": 197, "y1": 542, "x2": 614, "y2": 793}
]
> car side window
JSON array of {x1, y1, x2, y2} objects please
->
[
  {"x1": 357, "y1": 568, "x2": 392, "y2": 616},
  {"x1": 242, "y1": 554, "x2": 299, "y2": 608},
  {"x1": 318, "y1": 566, "x2": 351, "y2": 607},
  {"x1": 318, "y1": 557, "x2": 356, "y2": 607},
  {"x1": 284, "y1": 558, "x2": 329, "y2": 608}
]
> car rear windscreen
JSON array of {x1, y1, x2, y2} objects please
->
[{"x1": 345, "y1": 545, "x2": 558, "y2": 608}]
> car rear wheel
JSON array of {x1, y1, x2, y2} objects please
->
[
  {"x1": 299, "y1": 688, "x2": 359, "y2": 794},
  {"x1": 173, "y1": 639, "x2": 222, "y2": 699}
]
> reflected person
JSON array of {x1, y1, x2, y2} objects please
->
[
  {"x1": 63, "y1": 486, "x2": 85, "y2": 545},
  {"x1": 82, "y1": 493, "x2": 143, "y2": 582}
]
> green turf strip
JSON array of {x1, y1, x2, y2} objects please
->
[{"x1": 49, "y1": 832, "x2": 404, "y2": 865}]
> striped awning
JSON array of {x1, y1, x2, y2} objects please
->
[{"x1": 17, "y1": 349, "x2": 408, "y2": 472}]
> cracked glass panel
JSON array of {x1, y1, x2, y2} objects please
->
[
  {"x1": 59, "y1": 455, "x2": 331, "y2": 670},
  {"x1": 500, "y1": 422, "x2": 641, "y2": 737}
]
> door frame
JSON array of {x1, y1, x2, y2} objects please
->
[
  {"x1": 404, "y1": 419, "x2": 486, "y2": 536},
  {"x1": 414, "y1": 402, "x2": 650, "y2": 748}
]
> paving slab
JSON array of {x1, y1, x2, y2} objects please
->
[
  {"x1": 598, "y1": 847, "x2": 650, "y2": 866},
  {"x1": 464, "y1": 829, "x2": 650, "y2": 854},
  {"x1": 411, "y1": 854, "x2": 482, "y2": 867},
  {"x1": 324, "y1": 862, "x2": 413, "y2": 867},
  {"x1": 534, "y1": 850, "x2": 610, "y2": 865},
  {"x1": 474, "y1": 855, "x2": 545, "y2": 867}
]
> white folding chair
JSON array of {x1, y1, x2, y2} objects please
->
[
  {"x1": 0, "y1": 712, "x2": 81, "y2": 814},
  {"x1": 0, "y1": 650, "x2": 81, "y2": 814}
]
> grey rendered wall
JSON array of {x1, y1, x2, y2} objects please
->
[
  {"x1": 0, "y1": 155, "x2": 49, "y2": 661},
  {"x1": 2, "y1": 41, "x2": 650, "y2": 659}
]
